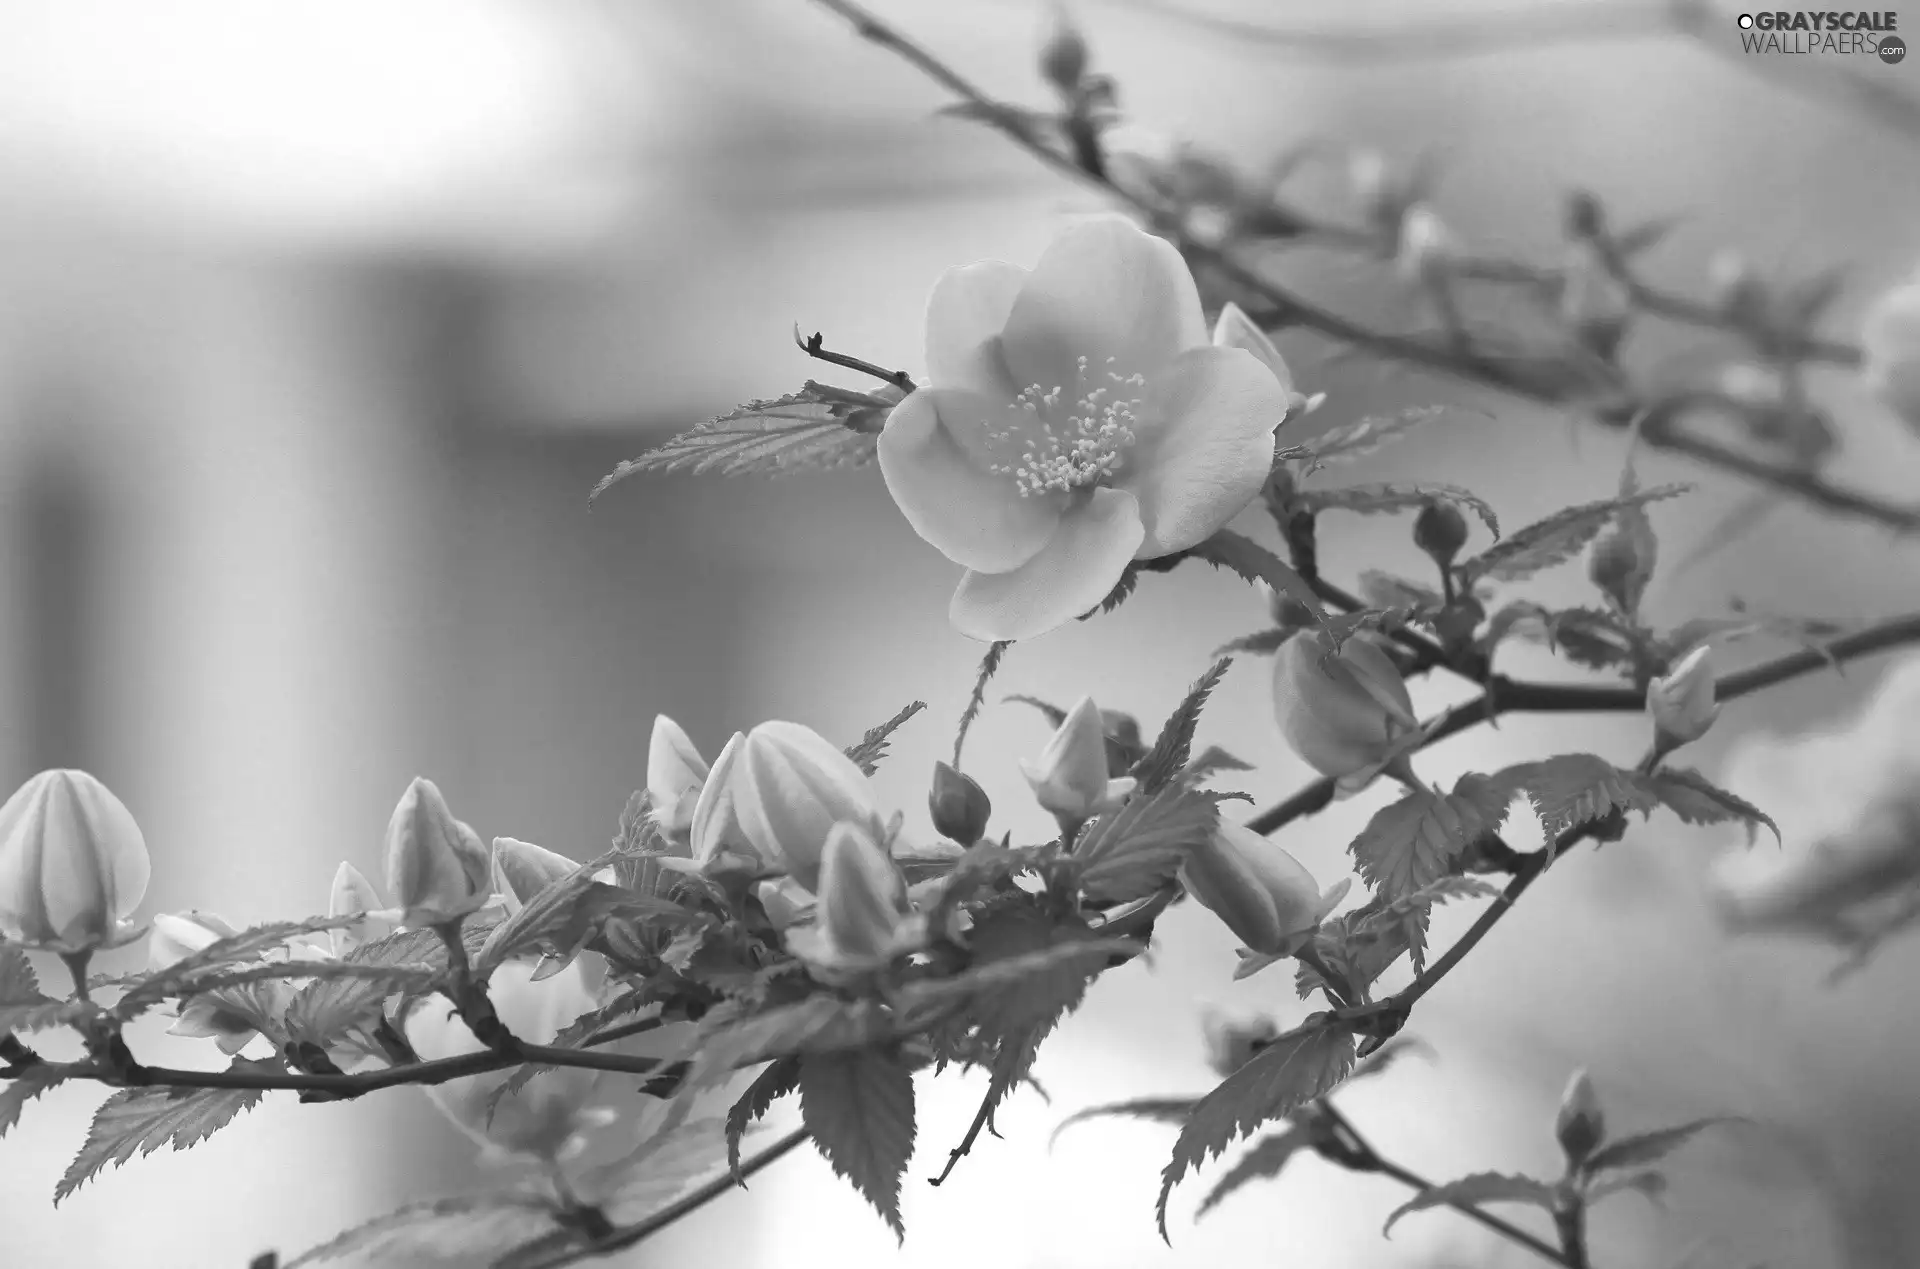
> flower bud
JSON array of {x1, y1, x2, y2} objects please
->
[
  {"x1": 647, "y1": 715, "x2": 710, "y2": 840},
  {"x1": 403, "y1": 956, "x2": 609, "y2": 1162},
  {"x1": 1038, "y1": 4, "x2": 1089, "y2": 93},
  {"x1": 1588, "y1": 524, "x2": 1652, "y2": 617},
  {"x1": 328, "y1": 862, "x2": 397, "y2": 958},
  {"x1": 1412, "y1": 498, "x2": 1469, "y2": 568},
  {"x1": 1861, "y1": 270, "x2": 1920, "y2": 436},
  {"x1": 734, "y1": 721, "x2": 885, "y2": 894},
  {"x1": 1179, "y1": 820, "x2": 1350, "y2": 958},
  {"x1": 1555, "y1": 1069, "x2": 1606, "y2": 1165},
  {"x1": 147, "y1": 911, "x2": 239, "y2": 973},
  {"x1": 1647, "y1": 646, "x2": 1718, "y2": 750},
  {"x1": 928, "y1": 762, "x2": 992, "y2": 845},
  {"x1": 383, "y1": 777, "x2": 491, "y2": 927},
  {"x1": 1200, "y1": 1007, "x2": 1280, "y2": 1078},
  {"x1": 790, "y1": 821, "x2": 917, "y2": 970},
  {"x1": 1396, "y1": 205, "x2": 1453, "y2": 281},
  {"x1": 491, "y1": 837, "x2": 579, "y2": 914},
  {"x1": 1021, "y1": 696, "x2": 1137, "y2": 823},
  {"x1": 1272, "y1": 630, "x2": 1420, "y2": 785},
  {"x1": 0, "y1": 769, "x2": 151, "y2": 954}
]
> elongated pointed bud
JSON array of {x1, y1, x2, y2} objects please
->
[
  {"x1": 810, "y1": 821, "x2": 915, "y2": 965},
  {"x1": 1555, "y1": 1069, "x2": 1606, "y2": 1166},
  {"x1": 491, "y1": 837, "x2": 579, "y2": 914},
  {"x1": 1179, "y1": 819, "x2": 1350, "y2": 957},
  {"x1": 733, "y1": 722, "x2": 884, "y2": 894},
  {"x1": 929, "y1": 762, "x2": 992, "y2": 845},
  {"x1": 384, "y1": 777, "x2": 491, "y2": 926},
  {"x1": 1020, "y1": 696, "x2": 1137, "y2": 822},
  {"x1": 1412, "y1": 499, "x2": 1468, "y2": 569},
  {"x1": 1647, "y1": 646, "x2": 1718, "y2": 750},
  {"x1": 753, "y1": 877, "x2": 817, "y2": 934},
  {"x1": 328, "y1": 862, "x2": 396, "y2": 958},
  {"x1": 1200, "y1": 1007, "x2": 1280, "y2": 1078},
  {"x1": 686, "y1": 731, "x2": 749, "y2": 874},
  {"x1": 403, "y1": 957, "x2": 608, "y2": 1162},
  {"x1": 1038, "y1": 4, "x2": 1089, "y2": 93},
  {"x1": 646, "y1": 715, "x2": 709, "y2": 839},
  {"x1": 1272, "y1": 630, "x2": 1420, "y2": 784},
  {"x1": 1861, "y1": 269, "x2": 1920, "y2": 436},
  {"x1": 0, "y1": 769, "x2": 151, "y2": 954}
]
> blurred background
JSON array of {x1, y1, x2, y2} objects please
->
[{"x1": 2, "y1": 0, "x2": 1919, "y2": 1266}]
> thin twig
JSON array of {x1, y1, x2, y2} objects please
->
[
  {"x1": 1320, "y1": 1104, "x2": 1571, "y2": 1265},
  {"x1": 792, "y1": 326, "x2": 917, "y2": 393},
  {"x1": 803, "y1": 0, "x2": 1920, "y2": 534},
  {"x1": 510, "y1": 1126, "x2": 813, "y2": 1269}
]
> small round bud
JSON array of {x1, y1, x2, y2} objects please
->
[
  {"x1": 1555, "y1": 1069, "x2": 1607, "y2": 1165},
  {"x1": 1588, "y1": 527, "x2": 1651, "y2": 617},
  {"x1": 1412, "y1": 499, "x2": 1469, "y2": 567},
  {"x1": 928, "y1": 762, "x2": 992, "y2": 845},
  {"x1": 1564, "y1": 189, "x2": 1604, "y2": 241},
  {"x1": 1038, "y1": 6, "x2": 1090, "y2": 94}
]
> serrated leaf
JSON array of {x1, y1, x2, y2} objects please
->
[
  {"x1": 1210, "y1": 628, "x2": 1290, "y2": 658},
  {"x1": 844, "y1": 701, "x2": 927, "y2": 776},
  {"x1": 579, "y1": 1115, "x2": 746, "y2": 1229},
  {"x1": 1484, "y1": 755, "x2": 1658, "y2": 839},
  {"x1": 1157, "y1": 1019, "x2": 1356, "y2": 1237},
  {"x1": 799, "y1": 1047, "x2": 917, "y2": 1240},
  {"x1": 1187, "y1": 531, "x2": 1326, "y2": 623},
  {"x1": 1195, "y1": 1123, "x2": 1312, "y2": 1219},
  {"x1": 1457, "y1": 485, "x2": 1689, "y2": 583},
  {"x1": 1049, "y1": 1097, "x2": 1197, "y2": 1149},
  {"x1": 56, "y1": 1059, "x2": 278, "y2": 1204},
  {"x1": 673, "y1": 996, "x2": 896, "y2": 1107},
  {"x1": 0, "y1": 1063, "x2": 68, "y2": 1138},
  {"x1": 727, "y1": 1057, "x2": 801, "y2": 1184},
  {"x1": 0, "y1": 944, "x2": 54, "y2": 1035},
  {"x1": 1636, "y1": 768, "x2": 1780, "y2": 844},
  {"x1": 1357, "y1": 571, "x2": 1445, "y2": 612},
  {"x1": 1381, "y1": 1170, "x2": 1558, "y2": 1235},
  {"x1": 1351, "y1": 784, "x2": 1503, "y2": 906},
  {"x1": 285, "y1": 1195, "x2": 560, "y2": 1268},
  {"x1": 1585, "y1": 1117, "x2": 1737, "y2": 1174},
  {"x1": 1129, "y1": 658, "x2": 1233, "y2": 795},
  {"x1": 1299, "y1": 483, "x2": 1499, "y2": 539},
  {"x1": 1301, "y1": 405, "x2": 1453, "y2": 468},
  {"x1": 283, "y1": 964, "x2": 439, "y2": 1049},
  {"x1": 1073, "y1": 787, "x2": 1220, "y2": 906},
  {"x1": 478, "y1": 878, "x2": 702, "y2": 977},
  {"x1": 590, "y1": 381, "x2": 899, "y2": 494},
  {"x1": 1585, "y1": 1168, "x2": 1668, "y2": 1208},
  {"x1": 110, "y1": 918, "x2": 363, "y2": 1020},
  {"x1": 1183, "y1": 746, "x2": 1255, "y2": 784}
]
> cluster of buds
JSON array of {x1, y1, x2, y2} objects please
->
[{"x1": 1272, "y1": 628, "x2": 1423, "y2": 793}]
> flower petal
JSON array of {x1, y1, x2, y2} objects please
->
[
  {"x1": 925, "y1": 260, "x2": 1027, "y2": 397},
  {"x1": 949, "y1": 486, "x2": 1144, "y2": 641},
  {"x1": 878, "y1": 388, "x2": 1065, "y2": 573},
  {"x1": 998, "y1": 215, "x2": 1208, "y2": 394},
  {"x1": 1123, "y1": 345, "x2": 1288, "y2": 556}
]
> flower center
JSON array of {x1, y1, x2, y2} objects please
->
[{"x1": 985, "y1": 355, "x2": 1147, "y2": 497}]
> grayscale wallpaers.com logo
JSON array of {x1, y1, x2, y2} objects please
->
[{"x1": 1736, "y1": 11, "x2": 1905, "y2": 61}]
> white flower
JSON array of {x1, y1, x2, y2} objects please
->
[{"x1": 878, "y1": 215, "x2": 1291, "y2": 641}]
